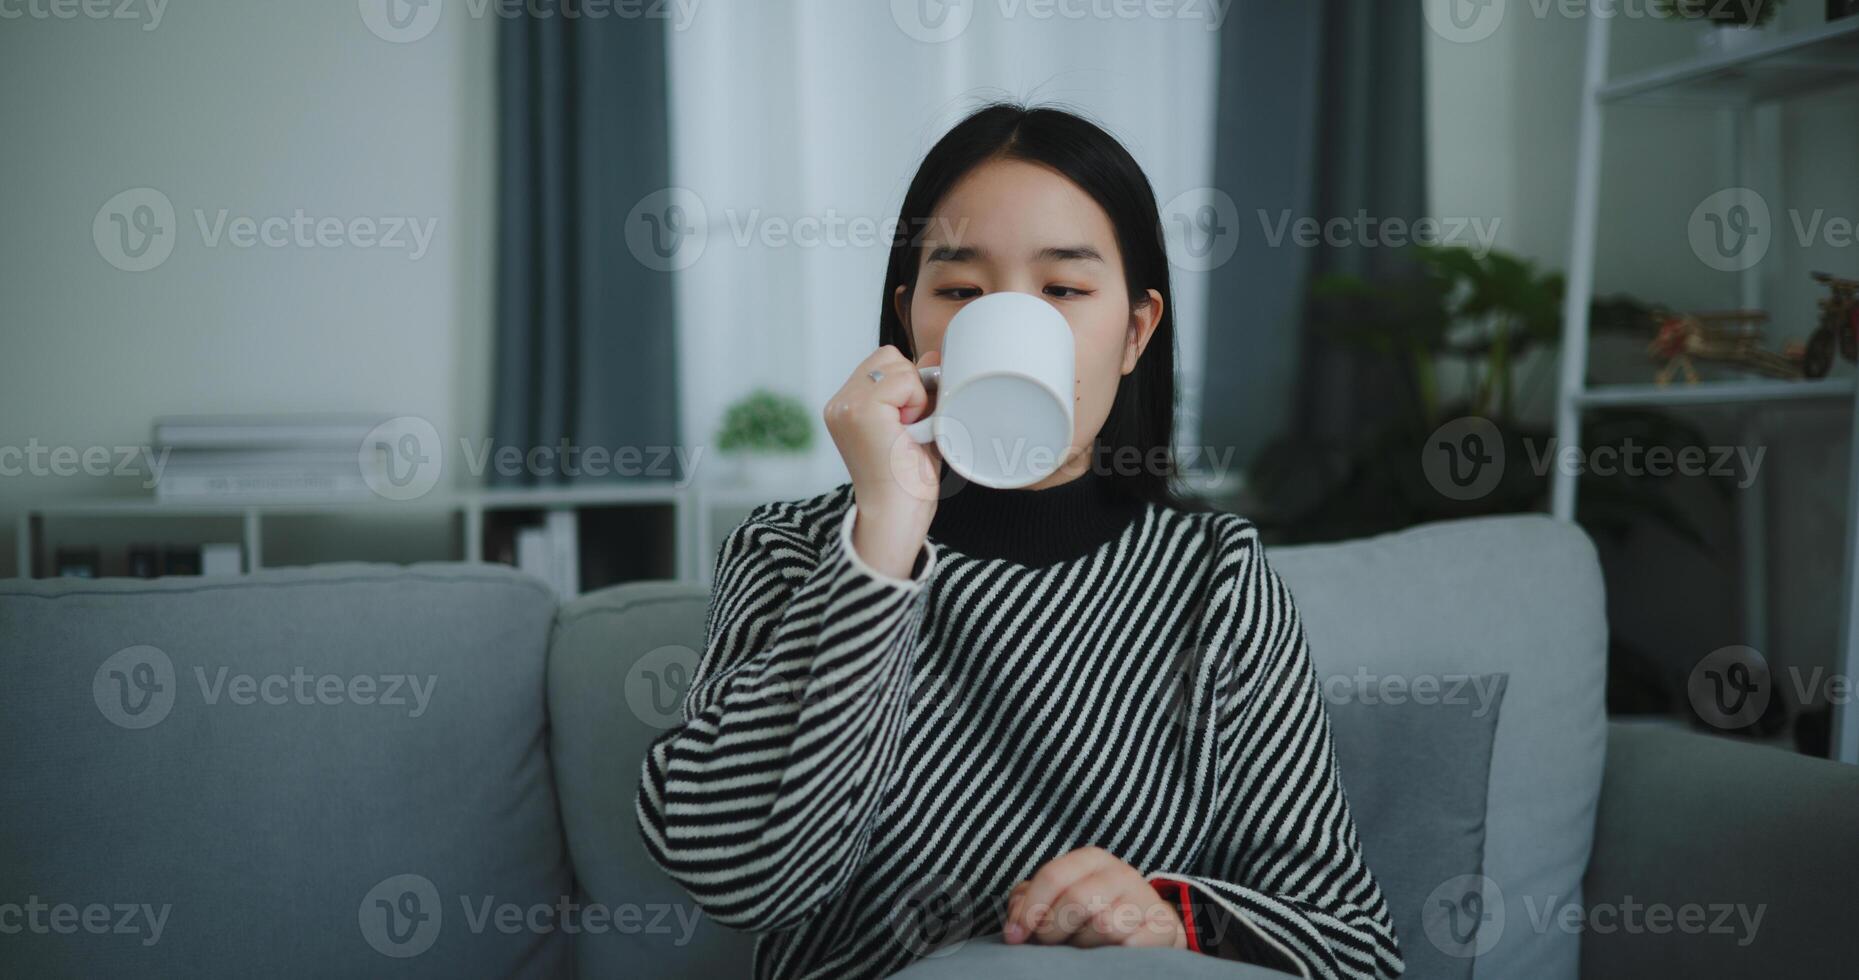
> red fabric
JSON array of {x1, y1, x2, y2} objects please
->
[{"x1": 1149, "y1": 877, "x2": 1201, "y2": 953}]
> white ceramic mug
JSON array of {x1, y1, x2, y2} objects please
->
[{"x1": 904, "y1": 291, "x2": 1075, "y2": 489}]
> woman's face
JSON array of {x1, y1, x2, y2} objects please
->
[{"x1": 894, "y1": 157, "x2": 1164, "y2": 490}]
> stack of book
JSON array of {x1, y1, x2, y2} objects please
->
[
  {"x1": 54, "y1": 543, "x2": 241, "y2": 578},
  {"x1": 151, "y1": 414, "x2": 387, "y2": 502},
  {"x1": 513, "y1": 511, "x2": 580, "y2": 600}
]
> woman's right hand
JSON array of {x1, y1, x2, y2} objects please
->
[{"x1": 823, "y1": 344, "x2": 942, "y2": 579}]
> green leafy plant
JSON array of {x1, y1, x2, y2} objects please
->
[
  {"x1": 1310, "y1": 246, "x2": 1565, "y2": 429},
  {"x1": 716, "y1": 389, "x2": 813, "y2": 453},
  {"x1": 1653, "y1": 0, "x2": 1786, "y2": 26},
  {"x1": 1252, "y1": 246, "x2": 1754, "y2": 729},
  {"x1": 1246, "y1": 244, "x2": 1727, "y2": 547}
]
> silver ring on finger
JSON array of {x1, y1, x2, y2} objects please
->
[{"x1": 867, "y1": 369, "x2": 884, "y2": 383}]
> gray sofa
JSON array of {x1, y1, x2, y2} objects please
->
[{"x1": 4, "y1": 515, "x2": 1854, "y2": 978}]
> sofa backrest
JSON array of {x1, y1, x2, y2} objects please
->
[
  {"x1": 0, "y1": 563, "x2": 572, "y2": 978},
  {"x1": 1273, "y1": 514, "x2": 1608, "y2": 980}
]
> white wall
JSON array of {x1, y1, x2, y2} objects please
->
[
  {"x1": 667, "y1": 1, "x2": 1219, "y2": 487},
  {"x1": 0, "y1": 0, "x2": 496, "y2": 575}
]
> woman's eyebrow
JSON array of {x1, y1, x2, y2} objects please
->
[
  {"x1": 1035, "y1": 244, "x2": 1103, "y2": 263},
  {"x1": 924, "y1": 243, "x2": 981, "y2": 264},
  {"x1": 923, "y1": 243, "x2": 1104, "y2": 264}
]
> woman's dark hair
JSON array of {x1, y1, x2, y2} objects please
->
[{"x1": 878, "y1": 101, "x2": 1207, "y2": 513}]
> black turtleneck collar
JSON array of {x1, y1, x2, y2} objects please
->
[{"x1": 927, "y1": 466, "x2": 1150, "y2": 567}]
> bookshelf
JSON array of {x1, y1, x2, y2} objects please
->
[
  {"x1": 13, "y1": 483, "x2": 800, "y2": 594},
  {"x1": 1552, "y1": 15, "x2": 1859, "y2": 762}
]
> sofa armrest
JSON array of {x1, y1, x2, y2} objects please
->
[{"x1": 1581, "y1": 721, "x2": 1859, "y2": 979}]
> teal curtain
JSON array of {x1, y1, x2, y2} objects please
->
[
  {"x1": 1198, "y1": 0, "x2": 1427, "y2": 464},
  {"x1": 493, "y1": 9, "x2": 680, "y2": 484}
]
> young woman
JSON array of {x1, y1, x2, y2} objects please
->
[{"x1": 637, "y1": 103, "x2": 1403, "y2": 980}]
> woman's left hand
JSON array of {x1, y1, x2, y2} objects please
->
[{"x1": 1001, "y1": 846, "x2": 1187, "y2": 949}]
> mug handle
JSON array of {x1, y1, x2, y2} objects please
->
[{"x1": 902, "y1": 365, "x2": 941, "y2": 444}]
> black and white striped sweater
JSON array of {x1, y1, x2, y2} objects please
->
[{"x1": 636, "y1": 478, "x2": 1404, "y2": 979}]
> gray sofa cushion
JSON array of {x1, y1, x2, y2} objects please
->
[
  {"x1": 0, "y1": 564, "x2": 570, "y2": 979},
  {"x1": 1583, "y1": 722, "x2": 1859, "y2": 979},
  {"x1": 1328, "y1": 674, "x2": 1508, "y2": 980},
  {"x1": 548, "y1": 581, "x2": 758, "y2": 979},
  {"x1": 1275, "y1": 516, "x2": 1607, "y2": 980}
]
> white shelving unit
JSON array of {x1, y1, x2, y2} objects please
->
[
  {"x1": 14, "y1": 482, "x2": 813, "y2": 591},
  {"x1": 18, "y1": 467, "x2": 1245, "y2": 591},
  {"x1": 1552, "y1": 16, "x2": 1859, "y2": 763}
]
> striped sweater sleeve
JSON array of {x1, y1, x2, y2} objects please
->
[
  {"x1": 1150, "y1": 519, "x2": 1404, "y2": 980},
  {"x1": 635, "y1": 497, "x2": 937, "y2": 933}
]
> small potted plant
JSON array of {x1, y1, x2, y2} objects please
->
[
  {"x1": 715, "y1": 388, "x2": 815, "y2": 487},
  {"x1": 1655, "y1": 0, "x2": 1788, "y2": 53}
]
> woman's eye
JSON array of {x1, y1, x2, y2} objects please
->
[
  {"x1": 934, "y1": 287, "x2": 982, "y2": 300},
  {"x1": 1045, "y1": 285, "x2": 1092, "y2": 299}
]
